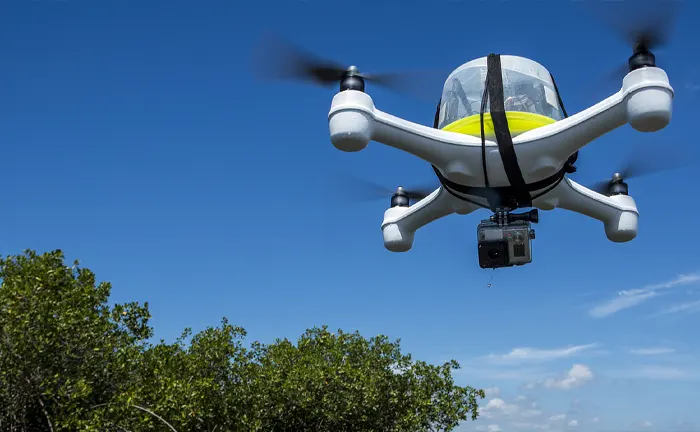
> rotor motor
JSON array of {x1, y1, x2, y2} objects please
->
[
  {"x1": 607, "y1": 173, "x2": 629, "y2": 196},
  {"x1": 339, "y1": 66, "x2": 365, "y2": 92},
  {"x1": 390, "y1": 187, "x2": 410, "y2": 208}
]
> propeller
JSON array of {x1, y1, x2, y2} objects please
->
[
  {"x1": 578, "y1": 0, "x2": 682, "y2": 83},
  {"x1": 250, "y1": 32, "x2": 447, "y2": 102},
  {"x1": 586, "y1": 140, "x2": 690, "y2": 196},
  {"x1": 332, "y1": 174, "x2": 438, "y2": 204}
]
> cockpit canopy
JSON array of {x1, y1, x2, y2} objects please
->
[{"x1": 438, "y1": 55, "x2": 565, "y2": 138}]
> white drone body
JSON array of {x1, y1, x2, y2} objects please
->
[{"x1": 327, "y1": 55, "x2": 674, "y2": 253}]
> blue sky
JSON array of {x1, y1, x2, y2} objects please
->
[{"x1": 1, "y1": 0, "x2": 699, "y2": 431}]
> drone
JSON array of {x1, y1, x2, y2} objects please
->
[{"x1": 253, "y1": 1, "x2": 684, "y2": 269}]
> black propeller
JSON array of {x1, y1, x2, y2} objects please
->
[
  {"x1": 586, "y1": 141, "x2": 689, "y2": 196},
  {"x1": 332, "y1": 174, "x2": 438, "y2": 205},
  {"x1": 250, "y1": 32, "x2": 446, "y2": 102},
  {"x1": 579, "y1": 0, "x2": 682, "y2": 83}
]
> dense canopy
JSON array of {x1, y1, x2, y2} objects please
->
[{"x1": 0, "y1": 249, "x2": 484, "y2": 431}]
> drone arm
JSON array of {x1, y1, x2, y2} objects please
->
[
  {"x1": 382, "y1": 187, "x2": 476, "y2": 252},
  {"x1": 534, "y1": 177, "x2": 639, "y2": 243},
  {"x1": 514, "y1": 92, "x2": 626, "y2": 160},
  {"x1": 514, "y1": 67, "x2": 674, "y2": 161},
  {"x1": 328, "y1": 90, "x2": 484, "y2": 166}
]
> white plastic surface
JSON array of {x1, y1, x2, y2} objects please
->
[
  {"x1": 623, "y1": 66, "x2": 673, "y2": 132},
  {"x1": 327, "y1": 63, "x2": 674, "y2": 251},
  {"x1": 439, "y1": 55, "x2": 564, "y2": 129}
]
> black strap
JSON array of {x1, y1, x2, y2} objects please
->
[
  {"x1": 486, "y1": 53, "x2": 531, "y2": 208},
  {"x1": 430, "y1": 65, "x2": 573, "y2": 209},
  {"x1": 433, "y1": 99, "x2": 441, "y2": 129},
  {"x1": 479, "y1": 74, "x2": 490, "y2": 189},
  {"x1": 432, "y1": 163, "x2": 567, "y2": 202},
  {"x1": 550, "y1": 72, "x2": 568, "y2": 118},
  {"x1": 550, "y1": 72, "x2": 579, "y2": 174}
]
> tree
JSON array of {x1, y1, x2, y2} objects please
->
[
  {"x1": 0, "y1": 249, "x2": 152, "y2": 431},
  {"x1": 0, "y1": 249, "x2": 484, "y2": 431},
  {"x1": 245, "y1": 327, "x2": 484, "y2": 432},
  {"x1": 105, "y1": 321, "x2": 257, "y2": 432}
]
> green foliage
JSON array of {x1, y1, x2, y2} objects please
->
[
  {"x1": 0, "y1": 249, "x2": 152, "y2": 431},
  {"x1": 0, "y1": 250, "x2": 484, "y2": 431},
  {"x1": 245, "y1": 327, "x2": 484, "y2": 432}
]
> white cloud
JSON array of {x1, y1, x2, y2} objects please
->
[
  {"x1": 641, "y1": 366, "x2": 691, "y2": 380},
  {"x1": 481, "y1": 398, "x2": 519, "y2": 418},
  {"x1": 457, "y1": 345, "x2": 599, "y2": 385},
  {"x1": 509, "y1": 422, "x2": 552, "y2": 430},
  {"x1": 590, "y1": 417, "x2": 599, "y2": 423},
  {"x1": 466, "y1": 390, "x2": 603, "y2": 432},
  {"x1": 589, "y1": 274, "x2": 700, "y2": 318},
  {"x1": 629, "y1": 420, "x2": 654, "y2": 429},
  {"x1": 476, "y1": 396, "x2": 547, "y2": 430},
  {"x1": 484, "y1": 344, "x2": 598, "y2": 364},
  {"x1": 611, "y1": 365, "x2": 698, "y2": 380},
  {"x1": 543, "y1": 364, "x2": 593, "y2": 390},
  {"x1": 520, "y1": 409, "x2": 543, "y2": 418},
  {"x1": 474, "y1": 423, "x2": 503, "y2": 432},
  {"x1": 669, "y1": 420, "x2": 700, "y2": 431},
  {"x1": 485, "y1": 398, "x2": 506, "y2": 410},
  {"x1": 629, "y1": 347, "x2": 676, "y2": 355},
  {"x1": 656, "y1": 299, "x2": 700, "y2": 315},
  {"x1": 455, "y1": 365, "x2": 548, "y2": 382},
  {"x1": 589, "y1": 291, "x2": 658, "y2": 318}
]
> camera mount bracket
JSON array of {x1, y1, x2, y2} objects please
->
[{"x1": 490, "y1": 208, "x2": 539, "y2": 227}]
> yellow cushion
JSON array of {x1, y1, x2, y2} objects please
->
[{"x1": 442, "y1": 111, "x2": 556, "y2": 137}]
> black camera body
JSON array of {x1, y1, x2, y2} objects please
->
[{"x1": 477, "y1": 210, "x2": 538, "y2": 269}]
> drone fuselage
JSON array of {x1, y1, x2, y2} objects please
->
[{"x1": 327, "y1": 56, "x2": 673, "y2": 252}]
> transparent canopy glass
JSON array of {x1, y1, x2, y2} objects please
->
[{"x1": 438, "y1": 55, "x2": 564, "y2": 137}]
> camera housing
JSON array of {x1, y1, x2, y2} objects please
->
[{"x1": 477, "y1": 210, "x2": 537, "y2": 269}]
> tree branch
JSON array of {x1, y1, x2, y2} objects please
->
[
  {"x1": 91, "y1": 403, "x2": 178, "y2": 432},
  {"x1": 23, "y1": 377, "x2": 53, "y2": 432},
  {"x1": 130, "y1": 405, "x2": 179, "y2": 432}
]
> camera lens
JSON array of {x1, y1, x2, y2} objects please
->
[{"x1": 487, "y1": 249, "x2": 500, "y2": 259}]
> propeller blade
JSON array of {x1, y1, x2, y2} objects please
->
[
  {"x1": 589, "y1": 179, "x2": 613, "y2": 195},
  {"x1": 331, "y1": 173, "x2": 438, "y2": 203},
  {"x1": 579, "y1": 0, "x2": 681, "y2": 49},
  {"x1": 584, "y1": 139, "x2": 691, "y2": 194},
  {"x1": 597, "y1": 63, "x2": 631, "y2": 88},
  {"x1": 338, "y1": 175, "x2": 394, "y2": 201},
  {"x1": 251, "y1": 32, "x2": 347, "y2": 86},
  {"x1": 402, "y1": 187, "x2": 436, "y2": 202},
  {"x1": 363, "y1": 70, "x2": 451, "y2": 103},
  {"x1": 250, "y1": 32, "x2": 449, "y2": 102},
  {"x1": 619, "y1": 144, "x2": 689, "y2": 180},
  {"x1": 576, "y1": 0, "x2": 683, "y2": 83}
]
